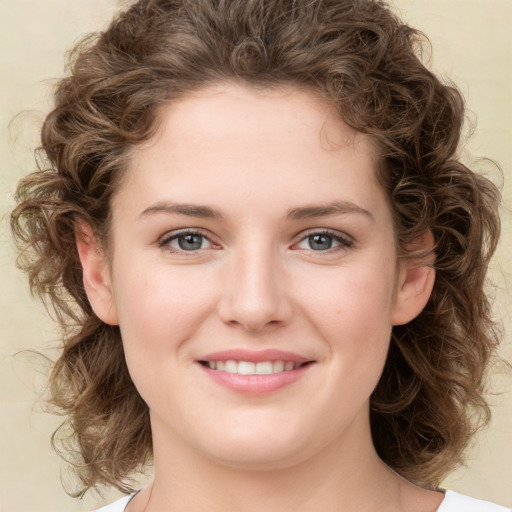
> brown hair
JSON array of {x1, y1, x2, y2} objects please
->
[{"x1": 11, "y1": 0, "x2": 501, "y2": 496}]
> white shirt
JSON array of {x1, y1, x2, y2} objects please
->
[
  {"x1": 437, "y1": 491, "x2": 510, "y2": 512},
  {"x1": 94, "y1": 490, "x2": 511, "y2": 511}
]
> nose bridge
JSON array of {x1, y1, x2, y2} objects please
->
[{"x1": 218, "y1": 238, "x2": 291, "y2": 331}]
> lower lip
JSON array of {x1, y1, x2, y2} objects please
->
[{"x1": 199, "y1": 363, "x2": 313, "y2": 395}]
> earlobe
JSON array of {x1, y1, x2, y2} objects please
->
[
  {"x1": 75, "y1": 222, "x2": 119, "y2": 326},
  {"x1": 391, "y1": 232, "x2": 436, "y2": 326}
]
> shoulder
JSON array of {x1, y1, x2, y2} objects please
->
[
  {"x1": 94, "y1": 493, "x2": 137, "y2": 512},
  {"x1": 438, "y1": 490, "x2": 511, "y2": 512}
]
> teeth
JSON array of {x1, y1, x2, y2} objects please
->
[
  {"x1": 206, "y1": 359, "x2": 302, "y2": 374},
  {"x1": 273, "y1": 360, "x2": 284, "y2": 373},
  {"x1": 238, "y1": 361, "x2": 255, "y2": 375},
  {"x1": 255, "y1": 361, "x2": 273, "y2": 374},
  {"x1": 224, "y1": 360, "x2": 237, "y2": 373}
]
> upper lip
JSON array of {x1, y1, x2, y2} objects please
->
[{"x1": 198, "y1": 348, "x2": 313, "y2": 364}]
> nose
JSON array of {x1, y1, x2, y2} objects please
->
[{"x1": 217, "y1": 246, "x2": 293, "y2": 332}]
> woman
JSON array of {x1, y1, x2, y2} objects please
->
[{"x1": 10, "y1": 0, "x2": 510, "y2": 510}]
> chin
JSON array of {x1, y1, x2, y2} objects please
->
[
  {"x1": 195, "y1": 420, "x2": 320, "y2": 471},
  {"x1": 209, "y1": 444, "x2": 308, "y2": 472}
]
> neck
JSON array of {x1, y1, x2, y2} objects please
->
[{"x1": 136, "y1": 411, "x2": 405, "y2": 512}]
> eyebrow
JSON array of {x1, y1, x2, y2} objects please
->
[
  {"x1": 139, "y1": 200, "x2": 373, "y2": 221},
  {"x1": 286, "y1": 201, "x2": 374, "y2": 221},
  {"x1": 139, "y1": 202, "x2": 223, "y2": 219}
]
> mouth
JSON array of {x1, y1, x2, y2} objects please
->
[
  {"x1": 196, "y1": 349, "x2": 316, "y2": 396},
  {"x1": 197, "y1": 350, "x2": 316, "y2": 395},
  {"x1": 198, "y1": 359, "x2": 313, "y2": 375}
]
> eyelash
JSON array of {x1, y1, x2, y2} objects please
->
[
  {"x1": 158, "y1": 228, "x2": 354, "y2": 254},
  {"x1": 292, "y1": 229, "x2": 354, "y2": 254},
  {"x1": 159, "y1": 229, "x2": 218, "y2": 254}
]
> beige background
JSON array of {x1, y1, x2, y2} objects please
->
[{"x1": 1, "y1": 1, "x2": 511, "y2": 510}]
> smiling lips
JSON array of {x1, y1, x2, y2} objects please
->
[{"x1": 198, "y1": 349, "x2": 315, "y2": 394}]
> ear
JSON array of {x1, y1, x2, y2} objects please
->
[
  {"x1": 391, "y1": 231, "x2": 436, "y2": 326},
  {"x1": 75, "y1": 222, "x2": 119, "y2": 325}
]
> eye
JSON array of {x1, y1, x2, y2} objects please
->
[
  {"x1": 160, "y1": 230, "x2": 216, "y2": 252},
  {"x1": 294, "y1": 230, "x2": 353, "y2": 252}
]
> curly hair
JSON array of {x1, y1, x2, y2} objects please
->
[{"x1": 11, "y1": 0, "x2": 501, "y2": 496}]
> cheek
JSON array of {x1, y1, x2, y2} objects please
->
[
  {"x1": 299, "y1": 262, "x2": 396, "y2": 377},
  {"x1": 302, "y1": 261, "x2": 396, "y2": 332},
  {"x1": 111, "y1": 260, "x2": 216, "y2": 356},
  {"x1": 111, "y1": 262, "x2": 218, "y2": 407}
]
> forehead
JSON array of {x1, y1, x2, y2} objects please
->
[
  {"x1": 115, "y1": 82, "x2": 387, "y2": 221},
  {"x1": 147, "y1": 82, "x2": 375, "y2": 154}
]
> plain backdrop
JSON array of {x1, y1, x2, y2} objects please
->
[{"x1": 1, "y1": 1, "x2": 511, "y2": 511}]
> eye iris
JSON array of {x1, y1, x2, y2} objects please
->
[
  {"x1": 178, "y1": 234, "x2": 203, "y2": 250},
  {"x1": 309, "y1": 234, "x2": 333, "y2": 250}
]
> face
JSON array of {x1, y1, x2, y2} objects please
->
[{"x1": 80, "y1": 83, "x2": 433, "y2": 471}]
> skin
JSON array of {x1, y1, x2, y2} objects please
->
[{"x1": 77, "y1": 83, "x2": 442, "y2": 511}]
